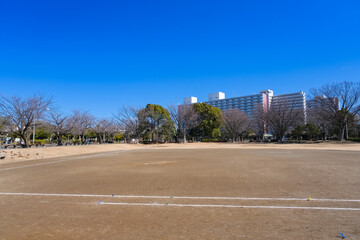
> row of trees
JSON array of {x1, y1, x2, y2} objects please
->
[
  {"x1": 116, "y1": 81, "x2": 360, "y2": 143},
  {"x1": 0, "y1": 95, "x2": 120, "y2": 147},
  {"x1": 0, "y1": 81, "x2": 359, "y2": 147},
  {"x1": 49, "y1": 110, "x2": 119, "y2": 146},
  {"x1": 310, "y1": 81, "x2": 360, "y2": 141}
]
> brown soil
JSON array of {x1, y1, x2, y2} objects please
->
[
  {"x1": 0, "y1": 146, "x2": 359, "y2": 239},
  {"x1": 1, "y1": 142, "x2": 359, "y2": 164}
]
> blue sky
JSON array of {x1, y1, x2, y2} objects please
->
[{"x1": 1, "y1": 0, "x2": 360, "y2": 118}]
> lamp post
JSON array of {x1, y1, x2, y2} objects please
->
[
  {"x1": 32, "y1": 108, "x2": 50, "y2": 145},
  {"x1": 32, "y1": 119, "x2": 36, "y2": 144}
]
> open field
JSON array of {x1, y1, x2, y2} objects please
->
[
  {"x1": 1, "y1": 142, "x2": 360, "y2": 163},
  {"x1": 0, "y1": 145, "x2": 360, "y2": 239}
]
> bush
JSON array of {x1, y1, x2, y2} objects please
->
[
  {"x1": 34, "y1": 140, "x2": 45, "y2": 146},
  {"x1": 141, "y1": 140, "x2": 165, "y2": 144},
  {"x1": 201, "y1": 138, "x2": 219, "y2": 142},
  {"x1": 348, "y1": 137, "x2": 360, "y2": 142},
  {"x1": 35, "y1": 128, "x2": 51, "y2": 140}
]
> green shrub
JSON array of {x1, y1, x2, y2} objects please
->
[
  {"x1": 35, "y1": 128, "x2": 51, "y2": 140},
  {"x1": 201, "y1": 138, "x2": 219, "y2": 142},
  {"x1": 34, "y1": 140, "x2": 45, "y2": 146},
  {"x1": 348, "y1": 137, "x2": 360, "y2": 142}
]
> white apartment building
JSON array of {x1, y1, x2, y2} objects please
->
[
  {"x1": 183, "y1": 96, "x2": 198, "y2": 105},
  {"x1": 271, "y1": 91, "x2": 307, "y2": 122},
  {"x1": 182, "y1": 90, "x2": 307, "y2": 121},
  {"x1": 271, "y1": 91, "x2": 306, "y2": 109},
  {"x1": 204, "y1": 91, "x2": 271, "y2": 117}
]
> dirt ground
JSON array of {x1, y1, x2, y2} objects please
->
[
  {"x1": 0, "y1": 142, "x2": 359, "y2": 163},
  {"x1": 0, "y1": 145, "x2": 360, "y2": 239}
]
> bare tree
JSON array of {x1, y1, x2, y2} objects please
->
[
  {"x1": 266, "y1": 99, "x2": 304, "y2": 142},
  {"x1": 252, "y1": 103, "x2": 267, "y2": 140},
  {"x1": 169, "y1": 104, "x2": 199, "y2": 143},
  {"x1": 49, "y1": 110, "x2": 77, "y2": 145},
  {"x1": 70, "y1": 110, "x2": 94, "y2": 144},
  {"x1": 93, "y1": 118, "x2": 117, "y2": 143},
  {"x1": 105, "y1": 120, "x2": 120, "y2": 143},
  {"x1": 223, "y1": 109, "x2": 251, "y2": 142},
  {"x1": 114, "y1": 106, "x2": 141, "y2": 142},
  {"x1": 168, "y1": 104, "x2": 180, "y2": 141},
  {"x1": 0, "y1": 116, "x2": 11, "y2": 135},
  {"x1": 306, "y1": 102, "x2": 334, "y2": 140},
  {"x1": 311, "y1": 81, "x2": 360, "y2": 140},
  {"x1": 0, "y1": 95, "x2": 52, "y2": 147}
]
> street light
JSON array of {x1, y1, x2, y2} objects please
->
[
  {"x1": 32, "y1": 108, "x2": 50, "y2": 145},
  {"x1": 32, "y1": 120, "x2": 36, "y2": 144}
]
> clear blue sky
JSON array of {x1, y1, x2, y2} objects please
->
[{"x1": 1, "y1": 0, "x2": 360, "y2": 118}]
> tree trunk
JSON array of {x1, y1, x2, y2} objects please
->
[
  {"x1": 279, "y1": 133, "x2": 284, "y2": 142},
  {"x1": 345, "y1": 123, "x2": 349, "y2": 140},
  {"x1": 20, "y1": 134, "x2": 28, "y2": 148},
  {"x1": 57, "y1": 132, "x2": 62, "y2": 146},
  {"x1": 339, "y1": 127, "x2": 345, "y2": 141}
]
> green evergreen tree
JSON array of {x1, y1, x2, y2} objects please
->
[
  {"x1": 191, "y1": 103, "x2": 223, "y2": 139},
  {"x1": 138, "y1": 104, "x2": 175, "y2": 142}
]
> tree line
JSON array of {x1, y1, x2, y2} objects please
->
[{"x1": 0, "y1": 81, "x2": 359, "y2": 148}]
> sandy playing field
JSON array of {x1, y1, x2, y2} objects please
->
[
  {"x1": 0, "y1": 142, "x2": 359, "y2": 164},
  {"x1": 0, "y1": 143, "x2": 359, "y2": 239}
]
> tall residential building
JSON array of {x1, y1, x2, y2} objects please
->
[
  {"x1": 306, "y1": 96, "x2": 339, "y2": 111},
  {"x1": 271, "y1": 91, "x2": 307, "y2": 122},
  {"x1": 181, "y1": 90, "x2": 307, "y2": 121},
  {"x1": 203, "y1": 90, "x2": 272, "y2": 117},
  {"x1": 183, "y1": 96, "x2": 198, "y2": 105},
  {"x1": 271, "y1": 91, "x2": 306, "y2": 109}
]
